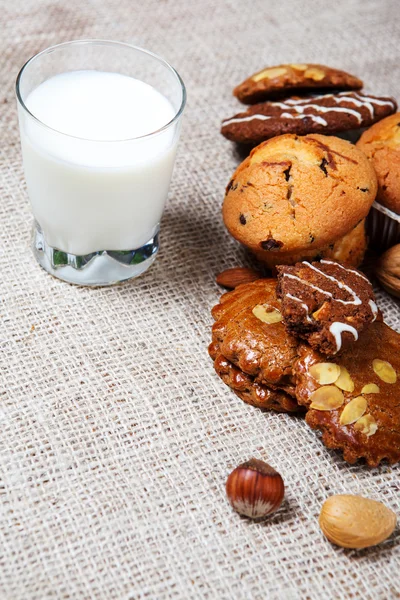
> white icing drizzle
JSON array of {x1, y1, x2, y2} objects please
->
[
  {"x1": 222, "y1": 112, "x2": 328, "y2": 127},
  {"x1": 300, "y1": 261, "x2": 362, "y2": 306},
  {"x1": 286, "y1": 293, "x2": 313, "y2": 323},
  {"x1": 329, "y1": 322, "x2": 358, "y2": 352},
  {"x1": 369, "y1": 299, "x2": 379, "y2": 322},
  {"x1": 222, "y1": 91, "x2": 396, "y2": 128},
  {"x1": 320, "y1": 259, "x2": 370, "y2": 284}
]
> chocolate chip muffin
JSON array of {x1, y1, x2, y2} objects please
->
[
  {"x1": 222, "y1": 134, "x2": 377, "y2": 268},
  {"x1": 234, "y1": 64, "x2": 363, "y2": 104},
  {"x1": 276, "y1": 260, "x2": 381, "y2": 356},
  {"x1": 357, "y1": 113, "x2": 400, "y2": 250}
]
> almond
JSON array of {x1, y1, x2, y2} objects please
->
[
  {"x1": 372, "y1": 359, "x2": 397, "y2": 384},
  {"x1": 309, "y1": 386, "x2": 344, "y2": 411},
  {"x1": 339, "y1": 396, "x2": 367, "y2": 425},
  {"x1": 216, "y1": 267, "x2": 261, "y2": 289},
  {"x1": 309, "y1": 363, "x2": 341, "y2": 385},
  {"x1": 334, "y1": 366, "x2": 355, "y2": 393},
  {"x1": 252, "y1": 304, "x2": 282, "y2": 324}
]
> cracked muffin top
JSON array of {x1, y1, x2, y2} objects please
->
[
  {"x1": 222, "y1": 134, "x2": 377, "y2": 262},
  {"x1": 356, "y1": 112, "x2": 400, "y2": 214}
]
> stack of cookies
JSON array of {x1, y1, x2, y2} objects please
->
[
  {"x1": 209, "y1": 260, "x2": 400, "y2": 467},
  {"x1": 221, "y1": 63, "x2": 397, "y2": 146}
]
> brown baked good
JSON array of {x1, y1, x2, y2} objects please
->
[
  {"x1": 209, "y1": 341, "x2": 300, "y2": 413},
  {"x1": 211, "y1": 278, "x2": 299, "y2": 395},
  {"x1": 294, "y1": 322, "x2": 400, "y2": 466},
  {"x1": 234, "y1": 64, "x2": 363, "y2": 104},
  {"x1": 357, "y1": 112, "x2": 400, "y2": 213},
  {"x1": 222, "y1": 134, "x2": 377, "y2": 269},
  {"x1": 221, "y1": 92, "x2": 397, "y2": 145},
  {"x1": 276, "y1": 260, "x2": 381, "y2": 355}
]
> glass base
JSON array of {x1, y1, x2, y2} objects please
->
[{"x1": 33, "y1": 223, "x2": 159, "y2": 286}]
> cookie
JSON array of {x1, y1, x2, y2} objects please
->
[
  {"x1": 221, "y1": 92, "x2": 397, "y2": 145},
  {"x1": 222, "y1": 134, "x2": 377, "y2": 268},
  {"x1": 209, "y1": 341, "x2": 300, "y2": 413},
  {"x1": 356, "y1": 112, "x2": 400, "y2": 213},
  {"x1": 234, "y1": 64, "x2": 363, "y2": 104},
  {"x1": 211, "y1": 278, "x2": 300, "y2": 395},
  {"x1": 294, "y1": 322, "x2": 400, "y2": 466},
  {"x1": 276, "y1": 260, "x2": 381, "y2": 356}
]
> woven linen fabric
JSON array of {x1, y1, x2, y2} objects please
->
[{"x1": 1, "y1": 1, "x2": 400, "y2": 598}]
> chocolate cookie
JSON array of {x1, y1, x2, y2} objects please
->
[
  {"x1": 209, "y1": 341, "x2": 300, "y2": 413},
  {"x1": 211, "y1": 279, "x2": 300, "y2": 395},
  {"x1": 276, "y1": 260, "x2": 381, "y2": 356},
  {"x1": 234, "y1": 64, "x2": 363, "y2": 104},
  {"x1": 221, "y1": 92, "x2": 397, "y2": 145},
  {"x1": 294, "y1": 322, "x2": 400, "y2": 466},
  {"x1": 223, "y1": 134, "x2": 377, "y2": 268}
]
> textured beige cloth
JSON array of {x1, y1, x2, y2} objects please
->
[{"x1": 1, "y1": 1, "x2": 400, "y2": 598}]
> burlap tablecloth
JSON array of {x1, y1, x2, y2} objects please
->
[{"x1": 1, "y1": 1, "x2": 400, "y2": 598}]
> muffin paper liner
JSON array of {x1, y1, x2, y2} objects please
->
[{"x1": 367, "y1": 201, "x2": 400, "y2": 252}]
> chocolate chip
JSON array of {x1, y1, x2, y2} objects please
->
[
  {"x1": 309, "y1": 234, "x2": 315, "y2": 243},
  {"x1": 357, "y1": 186, "x2": 369, "y2": 192},
  {"x1": 239, "y1": 214, "x2": 247, "y2": 225},
  {"x1": 319, "y1": 158, "x2": 329, "y2": 176},
  {"x1": 382, "y1": 184, "x2": 387, "y2": 191},
  {"x1": 283, "y1": 165, "x2": 291, "y2": 181},
  {"x1": 260, "y1": 238, "x2": 284, "y2": 251},
  {"x1": 226, "y1": 179, "x2": 238, "y2": 193}
]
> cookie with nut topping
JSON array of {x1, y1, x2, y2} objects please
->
[
  {"x1": 221, "y1": 92, "x2": 397, "y2": 145},
  {"x1": 211, "y1": 278, "x2": 300, "y2": 395},
  {"x1": 294, "y1": 321, "x2": 400, "y2": 466},
  {"x1": 234, "y1": 63, "x2": 363, "y2": 104},
  {"x1": 222, "y1": 134, "x2": 377, "y2": 269},
  {"x1": 276, "y1": 260, "x2": 381, "y2": 356},
  {"x1": 209, "y1": 341, "x2": 300, "y2": 413}
]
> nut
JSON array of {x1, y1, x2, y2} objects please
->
[
  {"x1": 226, "y1": 458, "x2": 285, "y2": 519},
  {"x1": 375, "y1": 244, "x2": 400, "y2": 299},
  {"x1": 372, "y1": 359, "x2": 397, "y2": 384},
  {"x1": 319, "y1": 494, "x2": 396, "y2": 549},
  {"x1": 290, "y1": 63, "x2": 308, "y2": 71},
  {"x1": 309, "y1": 362, "x2": 341, "y2": 385},
  {"x1": 361, "y1": 383, "x2": 380, "y2": 394},
  {"x1": 304, "y1": 67, "x2": 325, "y2": 81},
  {"x1": 309, "y1": 386, "x2": 344, "y2": 411},
  {"x1": 216, "y1": 267, "x2": 261, "y2": 289},
  {"x1": 354, "y1": 413, "x2": 378, "y2": 436},
  {"x1": 252, "y1": 66, "x2": 287, "y2": 82},
  {"x1": 334, "y1": 366, "x2": 355, "y2": 393},
  {"x1": 339, "y1": 396, "x2": 367, "y2": 425},
  {"x1": 252, "y1": 304, "x2": 282, "y2": 324}
]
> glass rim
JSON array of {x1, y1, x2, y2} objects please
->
[{"x1": 15, "y1": 38, "x2": 187, "y2": 143}]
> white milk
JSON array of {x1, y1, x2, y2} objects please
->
[{"x1": 19, "y1": 70, "x2": 178, "y2": 255}]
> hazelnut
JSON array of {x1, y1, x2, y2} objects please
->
[
  {"x1": 226, "y1": 458, "x2": 284, "y2": 519},
  {"x1": 376, "y1": 244, "x2": 400, "y2": 298}
]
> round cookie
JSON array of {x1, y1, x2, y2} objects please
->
[
  {"x1": 209, "y1": 341, "x2": 300, "y2": 413},
  {"x1": 211, "y1": 278, "x2": 300, "y2": 395},
  {"x1": 276, "y1": 260, "x2": 381, "y2": 356},
  {"x1": 234, "y1": 64, "x2": 363, "y2": 104},
  {"x1": 222, "y1": 134, "x2": 377, "y2": 268},
  {"x1": 221, "y1": 92, "x2": 397, "y2": 145},
  {"x1": 294, "y1": 321, "x2": 400, "y2": 466},
  {"x1": 356, "y1": 112, "x2": 400, "y2": 213}
]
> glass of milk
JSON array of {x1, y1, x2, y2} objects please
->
[{"x1": 16, "y1": 40, "x2": 186, "y2": 285}]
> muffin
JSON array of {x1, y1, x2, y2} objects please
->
[
  {"x1": 223, "y1": 133, "x2": 377, "y2": 268},
  {"x1": 357, "y1": 113, "x2": 400, "y2": 251}
]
